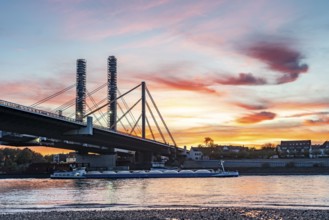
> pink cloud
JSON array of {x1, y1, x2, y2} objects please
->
[
  {"x1": 214, "y1": 73, "x2": 267, "y2": 85},
  {"x1": 58, "y1": 1, "x2": 221, "y2": 41},
  {"x1": 236, "y1": 111, "x2": 276, "y2": 124},
  {"x1": 129, "y1": 61, "x2": 220, "y2": 94},
  {"x1": 146, "y1": 76, "x2": 218, "y2": 94},
  {"x1": 0, "y1": 78, "x2": 75, "y2": 108}
]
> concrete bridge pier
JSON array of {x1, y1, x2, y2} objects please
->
[
  {"x1": 135, "y1": 151, "x2": 154, "y2": 169},
  {"x1": 76, "y1": 148, "x2": 116, "y2": 170},
  {"x1": 135, "y1": 151, "x2": 153, "y2": 163}
]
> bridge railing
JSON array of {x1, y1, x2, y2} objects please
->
[{"x1": 0, "y1": 99, "x2": 80, "y2": 124}]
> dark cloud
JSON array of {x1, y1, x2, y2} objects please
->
[
  {"x1": 236, "y1": 111, "x2": 276, "y2": 124},
  {"x1": 235, "y1": 103, "x2": 268, "y2": 110},
  {"x1": 245, "y1": 41, "x2": 308, "y2": 74},
  {"x1": 214, "y1": 73, "x2": 267, "y2": 85},
  {"x1": 304, "y1": 117, "x2": 329, "y2": 126},
  {"x1": 287, "y1": 111, "x2": 329, "y2": 118},
  {"x1": 276, "y1": 73, "x2": 299, "y2": 84},
  {"x1": 242, "y1": 40, "x2": 309, "y2": 84}
]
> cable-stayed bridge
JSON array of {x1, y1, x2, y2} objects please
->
[{"x1": 0, "y1": 57, "x2": 180, "y2": 166}]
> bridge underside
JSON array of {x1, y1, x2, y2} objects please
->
[
  {"x1": 0, "y1": 105, "x2": 175, "y2": 155},
  {"x1": 0, "y1": 133, "x2": 113, "y2": 154}
]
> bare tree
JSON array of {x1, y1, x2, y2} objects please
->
[{"x1": 261, "y1": 143, "x2": 276, "y2": 150}]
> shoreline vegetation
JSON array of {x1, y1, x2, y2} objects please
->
[{"x1": 1, "y1": 207, "x2": 329, "y2": 220}]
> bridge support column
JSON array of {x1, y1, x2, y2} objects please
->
[
  {"x1": 135, "y1": 151, "x2": 153, "y2": 169},
  {"x1": 64, "y1": 116, "x2": 93, "y2": 135},
  {"x1": 76, "y1": 153, "x2": 116, "y2": 170}
]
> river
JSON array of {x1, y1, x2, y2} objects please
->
[{"x1": 1, "y1": 175, "x2": 329, "y2": 213}]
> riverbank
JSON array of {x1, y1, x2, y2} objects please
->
[
  {"x1": 1, "y1": 207, "x2": 329, "y2": 219},
  {"x1": 0, "y1": 173, "x2": 49, "y2": 179},
  {"x1": 235, "y1": 167, "x2": 329, "y2": 175}
]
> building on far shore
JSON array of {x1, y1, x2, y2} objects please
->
[
  {"x1": 53, "y1": 154, "x2": 68, "y2": 163},
  {"x1": 310, "y1": 141, "x2": 329, "y2": 158},
  {"x1": 52, "y1": 152, "x2": 77, "y2": 163},
  {"x1": 66, "y1": 152, "x2": 76, "y2": 163},
  {"x1": 186, "y1": 147, "x2": 205, "y2": 160},
  {"x1": 277, "y1": 140, "x2": 311, "y2": 158},
  {"x1": 222, "y1": 145, "x2": 245, "y2": 153}
]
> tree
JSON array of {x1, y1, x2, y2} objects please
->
[
  {"x1": 16, "y1": 148, "x2": 33, "y2": 165},
  {"x1": 31, "y1": 152, "x2": 46, "y2": 163},
  {"x1": 204, "y1": 137, "x2": 214, "y2": 147},
  {"x1": 3, "y1": 157, "x2": 17, "y2": 171}
]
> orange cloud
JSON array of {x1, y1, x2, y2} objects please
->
[
  {"x1": 236, "y1": 111, "x2": 276, "y2": 124},
  {"x1": 173, "y1": 122, "x2": 328, "y2": 148},
  {"x1": 275, "y1": 101, "x2": 329, "y2": 110}
]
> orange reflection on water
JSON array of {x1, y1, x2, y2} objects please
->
[{"x1": 2, "y1": 176, "x2": 329, "y2": 212}]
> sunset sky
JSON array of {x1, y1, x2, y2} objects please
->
[{"x1": 0, "y1": 0, "x2": 329, "y2": 154}]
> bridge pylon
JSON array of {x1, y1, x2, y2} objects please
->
[
  {"x1": 108, "y1": 56, "x2": 117, "y2": 131},
  {"x1": 76, "y1": 59, "x2": 86, "y2": 122}
]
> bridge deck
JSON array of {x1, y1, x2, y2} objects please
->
[{"x1": 0, "y1": 100, "x2": 176, "y2": 155}]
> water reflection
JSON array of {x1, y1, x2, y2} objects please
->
[{"x1": 1, "y1": 176, "x2": 329, "y2": 212}]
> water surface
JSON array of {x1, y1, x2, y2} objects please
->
[{"x1": 1, "y1": 176, "x2": 329, "y2": 213}]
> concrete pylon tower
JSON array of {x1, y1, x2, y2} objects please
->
[
  {"x1": 76, "y1": 59, "x2": 86, "y2": 122},
  {"x1": 108, "y1": 56, "x2": 117, "y2": 130}
]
